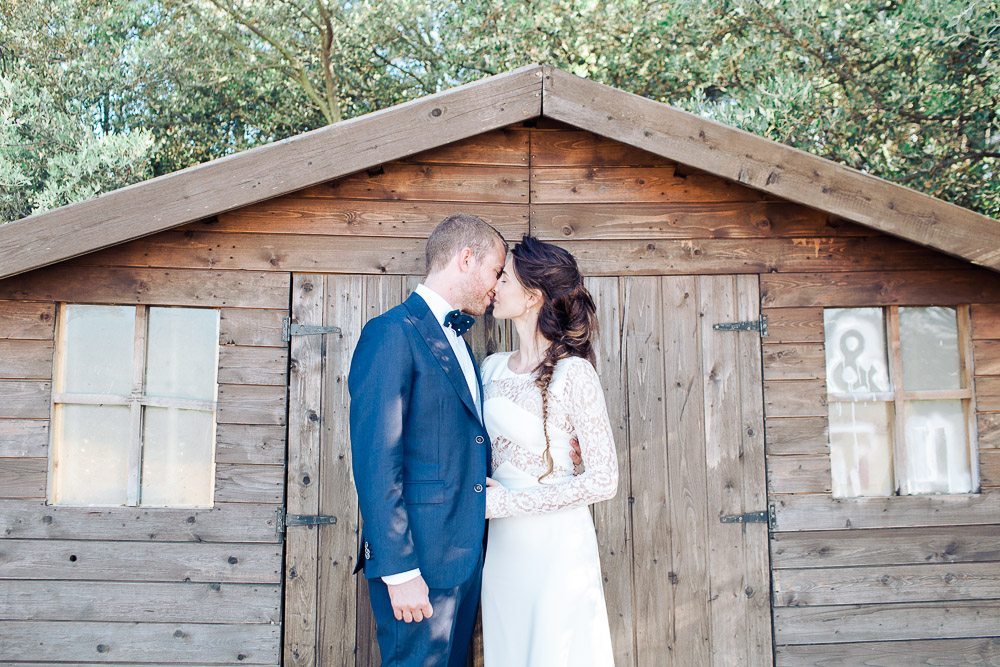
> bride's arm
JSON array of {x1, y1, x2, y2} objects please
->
[{"x1": 486, "y1": 359, "x2": 618, "y2": 519}]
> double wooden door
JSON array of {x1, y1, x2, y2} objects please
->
[{"x1": 282, "y1": 272, "x2": 773, "y2": 666}]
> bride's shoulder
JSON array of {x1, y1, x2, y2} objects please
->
[
  {"x1": 481, "y1": 351, "x2": 512, "y2": 374},
  {"x1": 553, "y1": 355, "x2": 599, "y2": 382}
]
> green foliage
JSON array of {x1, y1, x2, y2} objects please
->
[{"x1": 1, "y1": 0, "x2": 997, "y2": 222}]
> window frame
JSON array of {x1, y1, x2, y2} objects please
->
[
  {"x1": 46, "y1": 303, "x2": 220, "y2": 507},
  {"x1": 825, "y1": 304, "x2": 980, "y2": 497}
]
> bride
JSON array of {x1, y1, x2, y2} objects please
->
[{"x1": 480, "y1": 235, "x2": 618, "y2": 666}]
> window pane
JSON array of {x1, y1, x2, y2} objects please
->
[
  {"x1": 141, "y1": 407, "x2": 215, "y2": 507},
  {"x1": 829, "y1": 401, "x2": 894, "y2": 497},
  {"x1": 900, "y1": 400, "x2": 973, "y2": 495},
  {"x1": 50, "y1": 405, "x2": 131, "y2": 505},
  {"x1": 58, "y1": 305, "x2": 135, "y2": 395},
  {"x1": 899, "y1": 307, "x2": 961, "y2": 391},
  {"x1": 145, "y1": 308, "x2": 220, "y2": 401},
  {"x1": 824, "y1": 308, "x2": 891, "y2": 395}
]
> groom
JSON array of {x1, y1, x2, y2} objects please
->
[{"x1": 349, "y1": 213, "x2": 507, "y2": 666}]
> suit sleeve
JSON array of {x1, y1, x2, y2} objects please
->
[{"x1": 349, "y1": 316, "x2": 420, "y2": 578}]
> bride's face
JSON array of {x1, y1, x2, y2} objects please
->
[{"x1": 490, "y1": 256, "x2": 540, "y2": 321}]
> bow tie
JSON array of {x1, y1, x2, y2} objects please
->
[{"x1": 443, "y1": 309, "x2": 476, "y2": 336}]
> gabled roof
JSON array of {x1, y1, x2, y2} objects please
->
[{"x1": 1, "y1": 63, "x2": 998, "y2": 280}]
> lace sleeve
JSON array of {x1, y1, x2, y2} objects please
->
[{"x1": 486, "y1": 359, "x2": 619, "y2": 519}]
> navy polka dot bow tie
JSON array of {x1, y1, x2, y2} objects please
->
[{"x1": 444, "y1": 309, "x2": 476, "y2": 336}]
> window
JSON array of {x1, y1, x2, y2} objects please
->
[
  {"x1": 48, "y1": 304, "x2": 220, "y2": 507},
  {"x1": 824, "y1": 306, "x2": 978, "y2": 498}
]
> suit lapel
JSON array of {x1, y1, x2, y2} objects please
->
[{"x1": 402, "y1": 293, "x2": 480, "y2": 421}]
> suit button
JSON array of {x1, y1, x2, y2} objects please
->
[
  {"x1": 475, "y1": 435, "x2": 485, "y2": 444},
  {"x1": 474, "y1": 484, "x2": 484, "y2": 493}
]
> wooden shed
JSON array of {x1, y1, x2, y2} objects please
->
[{"x1": 1, "y1": 64, "x2": 999, "y2": 666}]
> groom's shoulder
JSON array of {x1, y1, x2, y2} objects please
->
[{"x1": 362, "y1": 303, "x2": 411, "y2": 337}]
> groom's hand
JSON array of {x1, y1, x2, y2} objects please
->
[{"x1": 387, "y1": 575, "x2": 433, "y2": 623}]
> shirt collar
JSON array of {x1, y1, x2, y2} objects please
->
[{"x1": 414, "y1": 283, "x2": 458, "y2": 328}]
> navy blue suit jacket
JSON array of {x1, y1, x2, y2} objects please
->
[{"x1": 349, "y1": 292, "x2": 491, "y2": 589}]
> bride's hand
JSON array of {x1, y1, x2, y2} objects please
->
[{"x1": 486, "y1": 477, "x2": 502, "y2": 488}]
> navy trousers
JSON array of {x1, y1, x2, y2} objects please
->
[{"x1": 367, "y1": 556, "x2": 483, "y2": 667}]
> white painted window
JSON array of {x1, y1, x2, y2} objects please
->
[
  {"x1": 824, "y1": 306, "x2": 978, "y2": 498},
  {"x1": 48, "y1": 304, "x2": 220, "y2": 507}
]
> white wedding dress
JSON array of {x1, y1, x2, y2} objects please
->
[{"x1": 480, "y1": 351, "x2": 618, "y2": 666}]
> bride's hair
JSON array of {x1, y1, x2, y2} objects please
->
[{"x1": 491, "y1": 235, "x2": 598, "y2": 481}]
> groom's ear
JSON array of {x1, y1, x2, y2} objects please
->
[{"x1": 456, "y1": 247, "x2": 475, "y2": 272}]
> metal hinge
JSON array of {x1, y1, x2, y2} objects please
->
[
  {"x1": 713, "y1": 314, "x2": 768, "y2": 337},
  {"x1": 275, "y1": 507, "x2": 338, "y2": 538},
  {"x1": 282, "y1": 317, "x2": 342, "y2": 342},
  {"x1": 720, "y1": 503, "x2": 776, "y2": 530}
]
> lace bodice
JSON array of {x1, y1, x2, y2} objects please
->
[{"x1": 481, "y1": 352, "x2": 618, "y2": 519}]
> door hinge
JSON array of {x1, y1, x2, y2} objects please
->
[
  {"x1": 720, "y1": 503, "x2": 776, "y2": 530},
  {"x1": 712, "y1": 314, "x2": 768, "y2": 337},
  {"x1": 282, "y1": 317, "x2": 342, "y2": 342},
  {"x1": 275, "y1": 507, "x2": 338, "y2": 538}
]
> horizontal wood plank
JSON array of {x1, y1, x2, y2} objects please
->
[
  {"x1": 0, "y1": 266, "x2": 289, "y2": 309},
  {"x1": 219, "y1": 308, "x2": 288, "y2": 348},
  {"x1": 976, "y1": 377, "x2": 1000, "y2": 412},
  {"x1": 530, "y1": 128, "x2": 673, "y2": 167},
  {"x1": 768, "y1": 455, "x2": 831, "y2": 494},
  {"x1": 0, "y1": 500, "x2": 280, "y2": 542},
  {"x1": 766, "y1": 417, "x2": 829, "y2": 456},
  {"x1": 217, "y1": 385, "x2": 286, "y2": 426},
  {"x1": 776, "y1": 637, "x2": 1000, "y2": 665},
  {"x1": 0, "y1": 457, "x2": 46, "y2": 499},
  {"x1": 0, "y1": 301, "x2": 55, "y2": 339},
  {"x1": 300, "y1": 163, "x2": 529, "y2": 203},
  {"x1": 980, "y1": 412, "x2": 1000, "y2": 449},
  {"x1": 404, "y1": 127, "x2": 529, "y2": 165},
  {"x1": 772, "y1": 492, "x2": 1000, "y2": 532},
  {"x1": 980, "y1": 450, "x2": 1000, "y2": 488},
  {"x1": 763, "y1": 307, "x2": 825, "y2": 344},
  {"x1": 772, "y1": 524, "x2": 1000, "y2": 569},
  {"x1": 218, "y1": 346, "x2": 288, "y2": 386},
  {"x1": 216, "y1": 424, "x2": 286, "y2": 465},
  {"x1": 0, "y1": 539, "x2": 281, "y2": 582},
  {"x1": 974, "y1": 339, "x2": 1000, "y2": 376},
  {"x1": 765, "y1": 380, "x2": 828, "y2": 418},
  {"x1": 774, "y1": 561, "x2": 1000, "y2": 606},
  {"x1": 0, "y1": 620, "x2": 280, "y2": 663},
  {"x1": 0, "y1": 580, "x2": 280, "y2": 623},
  {"x1": 0, "y1": 339, "x2": 53, "y2": 379},
  {"x1": 972, "y1": 304, "x2": 1000, "y2": 340},
  {"x1": 0, "y1": 381, "x2": 51, "y2": 418},
  {"x1": 763, "y1": 343, "x2": 825, "y2": 381},
  {"x1": 762, "y1": 270, "x2": 1000, "y2": 308},
  {"x1": 214, "y1": 464, "x2": 284, "y2": 504},
  {"x1": 531, "y1": 165, "x2": 764, "y2": 204},
  {"x1": 0, "y1": 420, "x2": 49, "y2": 457}
]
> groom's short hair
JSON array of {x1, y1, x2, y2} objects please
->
[{"x1": 425, "y1": 213, "x2": 506, "y2": 273}]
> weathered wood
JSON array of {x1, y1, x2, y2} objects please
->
[
  {"x1": 979, "y1": 449, "x2": 1000, "y2": 488},
  {"x1": 0, "y1": 265, "x2": 289, "y2": 309},
  {"x1": 587, "y1": 276, "x2": 636, "y2": 667},
  {"x1": 763, "y1": 308, "x2": 825, "y2": 344},
  {"x1": 771, "y1": 525, "x2": 1000, "y2": 569},
  {"x1": 774, "y1": 561, "x2": 1000, "y2": 607},
  {"x1": 217, "y1": 384, "x2": 286, "y2": 425},
  {"x1": 0, "y1": 538, "x2": 281, "y2": 582},
  {"x1": 776, "y1": 637, "x2": 1000, "y2": 666},
  {"x1": 283, "y1": 274, "x2": 325, "y2": 667},
  {"x1": 0, "y1": 457, "x2": 46, "y2": 499},
  {"x1": 216, "y1": 424, "x2": 286, "y2": 465},
  {"x1": 218, "y1": 345, "x2": 289, "y2": 386},
  {"x1": 774, "y1": 600, "x2": 1000, "y2": 644},
  {"x1": 767, "y1": 455, "x2": 832, "y2": 495},
  {"x1": 0, "y1": 340, "x2": 53, "y2": 380},
  {"x1": 542, "y1": 65, "x2": 1000, "y2": 271},
  {"x1": 531, "y1": 128, "x2": 672, "y2": 167},
  {"x1": 624, "y1": 276, "x2": 675, "y2": 665},
  {"x1": 976, "y1": 377, "x2": 1000, "y2": 412},
  {"x1": 762, "y1": 270, "x2": 1000, "y2": 308},
  {"x1": 765, "y1": 417, "x2": 828, "y2": 456},
  {"x1": 763, "y1": 343, "x2": 825, "y2": 381},
  {"x1": 0, "y1": 419, "x2": 49, "y2": 457},
  {"x1": 0, "y1": 500, "x2": 279, "y2": 542},
  {"x1": 300, "y1": 163, "x2": 529, "y2": 203},
  {"x1": 213, "y1": 199, "x2": 529, "y2": 238},
  {"x1": 0, "y1": 301, "x2": 55, "y2": 339},
  {"x1": 0, "y1": 580, "x2": 280, "y2": 623},
  {"x1": 765, "y1": 380, "x2": 827, "y2": 418},
  {"x1": 0, "y1": 64, "x2": 542, "y2": 281},
  {"x1": 972, "y1": 304, "x2": 1000, "y2": 340},
  {"x1": 214, "y1": 464, "x2": 284, "y2": 503},
  {"x1": 973, "y1": 339, "x2": 1000, "y2": 376},
  {"x1": 219, "y1": 308, "x2": 287, "y2": 347},
  {"x1": 0, "y1": 380, "x2": 51, "y2": 418},
  {"x1": 771, "y1": 492, "x2": 1000, "y2": 532},
  {"x1": 0, "y1": 620, "x2": 281, "y2": 663},
  {"x1": 980, "y1": 412, "x2": 1000, "y2": 449},
  {"x1": 405, "y1": 127, "x2": 529, "y2": 165},
  {"x1": 531, "y1": 166, "x2": 764, "y2": 204}
]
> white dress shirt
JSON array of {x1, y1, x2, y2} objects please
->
[{"x1": 382, "y1": 284, "x2": 481, "y2": 586}]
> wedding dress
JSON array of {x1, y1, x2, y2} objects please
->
[{"x1": 480, "y1": 351, "x2": 618, "y2": 666}]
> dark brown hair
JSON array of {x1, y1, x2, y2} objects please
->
[{"x1": 490, "y1": 235, "x2": 598, "y2": 481}]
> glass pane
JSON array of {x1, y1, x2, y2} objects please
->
[
  {"x1": 824, "y1": 308, "x2": 891, "y2": 395},
  {"x1": 58, "y1": 305, "x2": 135, "y2": 395},
  {"x1": 900, "y1": 400, "x2": 973, "y2": 494},
  {"x1": 145, "y1": 308, "x2": 220, "y2": 401},
  {"x1": 828, "y1": 401, "x2": 894, "y2": 497},
  {"x1": 140, "y1": 407, "x2": 215, "y2": 507},
  {"x1": 899, "y1": 307, "x2": 961, "y2": 391},
  {"x1": 50, "y1": 404, "x2": 131, "y2": 505}
]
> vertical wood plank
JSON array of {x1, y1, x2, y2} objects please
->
[
  {"x1": 662, "y1": 275, "x2": 711, "y2": 665},
  {"x1": 587, "y1": 276, "x2": 635, "y2": 667},
  {"x1": 284, "y1": 274, "x2": 324, "y2": 666},
  {"x1": 625, "y1": 277, "x2": 675, "y2": 665}
]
